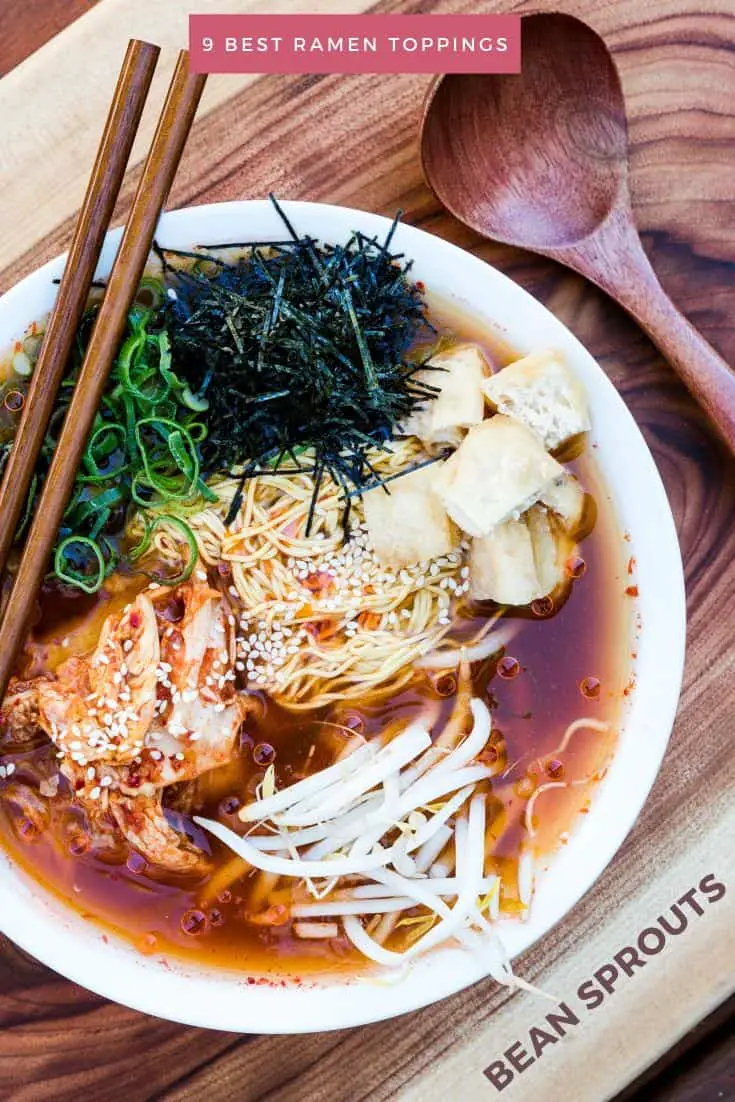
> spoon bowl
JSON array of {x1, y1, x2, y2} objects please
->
[
  {"x1": 420, "y1": 12, "x2": 735, "y2": 450},
  {"x1": 421, "y1": 14, "x2": 628, "y2": 248}
]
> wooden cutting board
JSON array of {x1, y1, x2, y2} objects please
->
[{"x1": 0, "y1": 1, "x2": 733, "y2": 1099}]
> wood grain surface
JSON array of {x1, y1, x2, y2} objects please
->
[
  {"x1": 0, "y1": 0, "x2": 94, "y2": 78},
  {"x1": 0, "y1": 2, "x2": 734, "y2": 1101}
]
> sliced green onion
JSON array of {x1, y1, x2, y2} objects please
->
[
  {"x1": 21, "y1": 285, "x2": 214, "y2": 593},
  {"x1": 196, "y1": 477, "x2": 219, "y2": 503},
  {"x1": 54, "y1": 536, "x2": 107, "y2": 593},
  {"x1": 185, "y1": 420, "x2": 208, "y2": 443},
  {"x1": 181, "y1": 386, "x2": 209, "y2": 412},
  {"x1": 129, "y1": 514, "x2": 198, "y2": 584},
  {"x1": 80, "y1": 422, "x2": 128, "y2": 480},
  {"x1": 136, "y1": 275, "x2": 166, "y2": 308},
  {"x1": 135, "y1": 417, "x2": 200, "y2": 498}
]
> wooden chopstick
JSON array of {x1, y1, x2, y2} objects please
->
[
  {"x1": 0, "y1": 52, "x2": 207, "y2": 699},
  {"x1": 0, "y1": 40, "x2": 160, "y2": 582}
]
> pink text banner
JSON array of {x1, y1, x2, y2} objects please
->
[{"x1": 189, "y1": 14, "x2": 521, "y2": 74}]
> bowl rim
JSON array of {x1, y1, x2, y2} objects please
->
[{"x1": 0, "y1": 198, "x2": 686, "y2": 1033}]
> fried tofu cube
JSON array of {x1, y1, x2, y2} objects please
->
[
  {"x1": 401, "y1": 343, "x2": 489, "y2": 448},
  {"x1": 541, "y1": 473, "x2": 586, "y2": 533},
  {"x1": 470, "y1": 506, "x2": 577, "y2": 606},
  {"x1": 469, "y1": 518, "x2": 542, "y2": 606},
  {"x1": 482, "y1": 349, "x2": 591, "y2": 450},
  {"x1": 437, "y1": 415, "x2": 564, "y2": 538},
  {"x1": 526, "y1": 505, "x2": 575, "y2": 595},
  {"x1": 362, "y1": 463, "x2": 456, "y2": 568}
]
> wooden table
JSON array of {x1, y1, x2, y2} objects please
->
[{"x1": 0, "y1": 2, "x2": 733, "y2": 1099}]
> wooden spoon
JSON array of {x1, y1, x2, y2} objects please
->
[{"x1": 419, "y1": 11, "x2": 735, "y2": 450}]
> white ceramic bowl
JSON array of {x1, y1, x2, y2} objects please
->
[{"x1": 0, "y1": 201, "x2": 685, "y2": 1032}]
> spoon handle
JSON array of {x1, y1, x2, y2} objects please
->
[
  {"x1": 558, "y1": 210, "x2": 735, "y2": 452},
  {"x1": 627, "y1": 279, "x2": 735, "y2": 449}
]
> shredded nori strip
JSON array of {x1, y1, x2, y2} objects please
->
[{"x1": 158, "y1": 196, "x2": 436, "y2": 530}]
